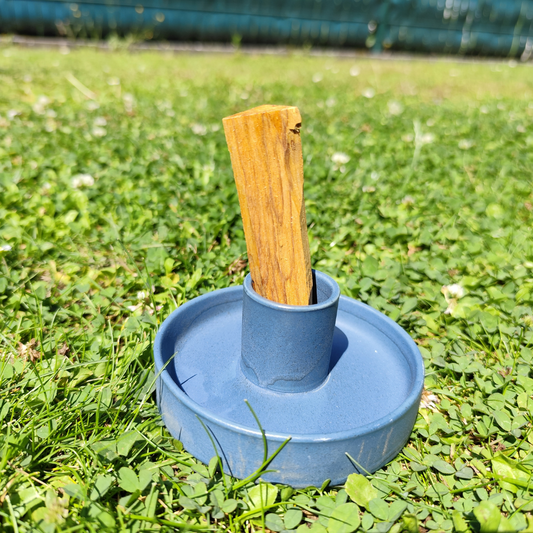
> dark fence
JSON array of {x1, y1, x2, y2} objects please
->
[{"x1": 1, "y1": 0, "x2": 533, "y2": 57}]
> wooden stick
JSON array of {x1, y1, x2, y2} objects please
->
[{"x1": 223, "y1": 105, "x2": 313, "y2": 306}]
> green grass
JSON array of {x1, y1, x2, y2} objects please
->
[{"x1": 1, "y1": 44, "x2": 533, "y2": 532}]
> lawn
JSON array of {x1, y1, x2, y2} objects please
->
[{"x1": 1, "y1": 45, "x2": 533, "y2": 532}]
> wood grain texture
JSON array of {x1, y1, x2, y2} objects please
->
[{"x1": 223, "y1": 105, "x2": 313, "y2": 306}]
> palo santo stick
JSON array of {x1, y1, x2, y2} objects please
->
[{"x1": 223, "y1": 105, "x2": 313, "y2": 306}]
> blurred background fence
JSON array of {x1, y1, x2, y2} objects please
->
[{"x1": 1, "y1": 0, "x2": 533, "y2": 57}]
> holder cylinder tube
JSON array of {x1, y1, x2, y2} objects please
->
[{"x1": 241, "y1": 270, "x2": 340, "y2": 392}]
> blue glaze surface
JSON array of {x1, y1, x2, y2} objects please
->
[
  {"x1": 241, "y1": 271, "x2": 340, "y2": 392},
  {"x1": 154, "y1": 277, "x2": 424, "y2": 487}
]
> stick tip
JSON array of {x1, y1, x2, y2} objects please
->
[{"x1": 223, "y1": 105, "x2": 300, "y2": 124}]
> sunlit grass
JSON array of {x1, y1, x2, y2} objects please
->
[{"x1": 0, "y1": 45, "x2": 533, "y2": 532}]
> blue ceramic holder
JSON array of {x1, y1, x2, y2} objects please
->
[
  {"x1": 154, "y1": 270, "x2": 424, "y2": 487},
  {"x1": 241, "y1": 271, "x2": 340, "y2": 392}
]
